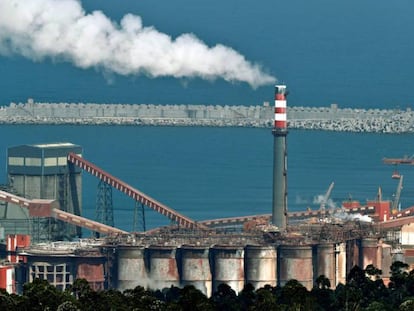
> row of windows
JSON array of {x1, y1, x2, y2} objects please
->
[
  {"x1": 8, "y1": 156, "x2": 69, "y2": 167},
  {"x1": 30, "y1": 264, "x2": 73, "y2": 289}
]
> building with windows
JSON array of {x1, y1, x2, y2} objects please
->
[{"x1": 1, "y1": 143, "x2": 83, "y2": 241}]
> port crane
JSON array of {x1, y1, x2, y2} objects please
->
[
  {"x1": 392, "y1": 175, "x2": 404, "y2": 213},
  {"x1": 320, "y1": 182, "x2": 335, "y2": 213}
]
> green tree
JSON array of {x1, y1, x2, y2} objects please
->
[
  {"x1": 57, "y1": 300, "x2": 80, "y2": 311},
  {"x1": 315, "y1": 275, "x2": 331, "y2": 289},
  {"x1": 67, "y1": 278, "x2": 93, "y2": 310},
  {"x1": 311, "y1": 276, "x2": 335, "y2": 311},
  {"x1": 405, "y1": 269, "x2": 414, "y2": 297},
  {"x1": 0, "y1": 288, "x2": 18, "y2": 311},
  {"x1": 399, "y1": 299, "x2": 414, "y2": 311},
  {"x1": 123, "y1": 286, "x2": 165, "y2": 310},
  {"x1": 163, "y1": 285, "x2": 182, "y2": 305},
  {"x1": 238, "y1": 283, "x2": 256, "y2": 310},
  {"x1": 175, "y1": 285, "x2": 213, "y2": 311},
  {"x1": 389, "y1": 261, "x2": 410, "y2": 306},
  {"x1": 99, "y1": 289, "x2": 130, "y2": 310},
  {"x1": 20, "y1": 278, "x2": 74, "y2": 311},
  {"x1": 345, "y1": 265, "x2": 387, "y2": 309},
  {"x1": 279, "y1": 279, "x2": 316, "y2": 311},
  {"x1": 364, "y1": 301, "x2": 389, "y2": 311},
  {"x1": 69, "y1": 278, "x2": 92, "y2": 300},
  {"x1": 333, "y1": 283, "x2": 362, "y2": 311},
  {"x1": 253, "y1": 286, "x2": 279, "y2": 311},
  {"x1": 389, "y1": 261, "x2": 409, "y2": 289},
  {"x1": 211, "y1": 283, "x2": 239, "y2": 311},
  {"x1": 365, "y1": 264, "x2": 382, "y2": 280}
]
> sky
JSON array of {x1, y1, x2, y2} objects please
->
[{"x1": 0, "y1": 0, "x2": 413, "y2": 108}]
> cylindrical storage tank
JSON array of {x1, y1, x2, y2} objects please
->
[
  {"x1": 392, "y1": 249, "x2": 405, "y2": 264},
  {"x1": 117, "y1": 246, "x2": 148, "y2": 291},
  {"x1": 346, "y1": 239, "x2": 360, "y2": 273},
  {"x1": 148, "y1": 245, "x2": 179, "y2": 290},
  {"x1": 315, "y1": 243, "x2": 335, "y2": 288},
  {"x1": 278, "y1": 244, "x2": 313, "y2": 290},
  {"x1": 381, "y1": 244, "x2": 392, "y2": 280},
  {"x1": 376, "y1": 240, "x2": 383, "y2": 272},
  {"x1": 360, "y1": 238, "x2": 379, "y2": 270},
  {"x1": 212, "y1": 245, "x2": 244, "y2": 293},
  {"x1": 335, "y1": 243, "x2": 347, "y2": 285},
  {"x1": 244, "y1": 245, "x2": 277, "y2": 289},
  {"x1": 180, "y1": 245, "x2": 212, "y2": 297}
]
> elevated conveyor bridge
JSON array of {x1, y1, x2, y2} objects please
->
[
  {"x1": 67, "y1": 152, "x2": 207, "y2": 230},
  {"x1": 0, "y1": 190, "x2": 127, "y2": 235}
]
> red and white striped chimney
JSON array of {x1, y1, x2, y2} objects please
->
[{"x1": 274, "y1": 85, "x2": 287, "y2": 131}]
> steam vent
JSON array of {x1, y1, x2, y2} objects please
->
[{"x1": 1, "y1": 86, "x2": 413, "y2": 296}]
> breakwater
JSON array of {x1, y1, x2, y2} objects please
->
[{"x1": 1, "y1": 100, "x2": 413, "y2": 133}]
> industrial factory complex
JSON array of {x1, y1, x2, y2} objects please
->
[{"x1": 2, "y1": 86, "x2": 414, "y2": 296}]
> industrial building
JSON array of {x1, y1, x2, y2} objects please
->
[
  {"x1": 2, "y1": 86, "x2": 414, "y2": 296},
  {"x1": 1, "y1": 143, "x2": 82, "y2": 241}
]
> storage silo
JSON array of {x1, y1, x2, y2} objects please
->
[
  {"x1": 360, "y1": 238, "x2": 379, "y2": 270},
  {"x1": 278, "y1": 244, "x2": 313, "y2": 290},
  {"x1": 116, "y1": 246, "x2": 148, "y2": 291},
  {"x1": 335, "y1": 243, "x2": 347, "y2": 285},
  {"x1": 147, "y1": 245, "x2": 180, "y2": 290},
  {"x1": 212, "y1": 245, "x2": 245, "y2": 293},
  {"x1": 244, "y1": 244, "x2": 277, "y2": 289},
  {"x1": 180, "y1": 245, "x2": 212, "y2": 297},
  {"x1": 315, "y1": 243, "x2": 335, "y2": 287}
]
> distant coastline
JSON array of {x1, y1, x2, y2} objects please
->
[{"x1": 1, "y1": 100, "x2": 413, "y2": 134}]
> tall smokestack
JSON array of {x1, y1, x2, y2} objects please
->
[{"x1": 272, "y1": 84, "x2": 288, "y2": 230}]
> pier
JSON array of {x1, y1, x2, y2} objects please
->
[{"x1": 1, "y1": 100, "x2": 413, "y2": 133}]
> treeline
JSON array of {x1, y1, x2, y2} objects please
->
[{"x1": 1, "y1": 262, "x2": 414, "y2": 310}]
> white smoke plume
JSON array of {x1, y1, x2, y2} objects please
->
[
  {"x1": 354, "y1": 214, "x2": 373, "y2": 223},
  {"x1": 332, "y1": 211, "x2": 373, "y2": 223},
  {"x1": 0, "y1": 0, "x2": 276, "y2": 87},
  {"x1": 313, "y1": 194, "x2": 337, "y2": 209}
]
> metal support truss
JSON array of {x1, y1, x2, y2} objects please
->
[
  {"x1": 133, "y1": 201, "x2": 146, "y2": 232},
  {"x1": 96, "y1": 180, "x2": 114, "y2": 229}
]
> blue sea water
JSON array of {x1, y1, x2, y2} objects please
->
[
  {"x1": 1, "y1": 1, "x2": 414, "y2": 232},
  {"x1": 1, "y1": 125, "x2": 414, "y2": 232},
  {"x1": 0, "y1": 0, "x2": 414, "y2": 108}
]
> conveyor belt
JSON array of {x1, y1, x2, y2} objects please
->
[
  {"x1": 199, "y1": 206, "x2": 378, "y2": 228},
  {"x1": 0, "y1": 190, "x2": 127, "y2": 235},
  {"x1": 67, "y1": 152, "x2": 207, "y2": 230}
]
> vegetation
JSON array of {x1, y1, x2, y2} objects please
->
[{"x1": 1, "y1": 262, "x2": 414, "y2": 310}]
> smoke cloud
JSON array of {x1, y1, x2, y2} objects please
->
[
  {"x1": 0, "y1": 0, "x2": 276, "y2": 87},
  {"x1": 332, "y1": 211, "x2": 373, "y2": 223},
  {"x1": 313, "y1": 194, "x2": 337, "y2": 209}
]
